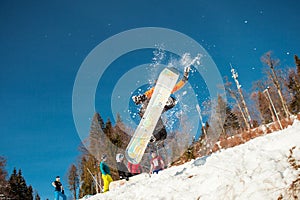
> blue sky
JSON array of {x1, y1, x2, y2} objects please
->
[{"x1": 1, "y1": 0, "x2": 300, "y2": 199}]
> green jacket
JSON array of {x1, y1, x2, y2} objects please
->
[{"x1": 100, "y1": 161, "x2": 111, "y2": 175}]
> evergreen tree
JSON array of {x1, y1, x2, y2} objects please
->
[
  {"x1": 34, "y1": 192, "x2": 41, "y2": 200},
  {"x1": 259, "y1": 91, "x2": 273, "y2": 124},
  {"x1": 89, "y1": 113, "x2": 104, "y2": 160},
  {"x1": 79, "y1": 112, "x2": 136, "y2": 196},
  {"x1": 67, "y1": 164, "x2": 79, "y2": 200},
  {"x1": 27, "y1": 185, "x2": 33, "y2": 200},
  {"x1": 8, "y1": 168, "x2": 18, "y2": 199},
  {"x1": 215, "y1": 95, "x2": 227, "y2": 137},
  {"x1": 79, "y1": 156, "x2": 93, "y2": 198},
  {"x1": 113, "y1": 113, "x2": 131, "y2": 149},
  {"x1": 286, "y1": 59, "x2": 300, "y2": 114},
  {"x1": 104, "y1": 118, "x2": 114, "y2": 139},
  {"x1": 79, "y1": 153, "x2": 101, "y2": 197},
  {"x1": 295, "y1": 54, "x2": 300, "y2": 74},
  {"x1": 17, "y1": 169, "x2": 29, "y2": 199},
  {"x1": 223, "y1": 105, "x2": 240, "y2": 135},
  {"x1": 103, "y1": 117, "x2": 118, "y2": 176},
  {"x1": 8, "y1": 168, "x2": 33, "y2": 200}
]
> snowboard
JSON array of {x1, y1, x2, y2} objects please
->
[
  {"x1": 125, "y1": 67, "x2": 179, "y2": 164},
  {"x1": 109, "y1": 173, "x2": 150, "y2": 191}
]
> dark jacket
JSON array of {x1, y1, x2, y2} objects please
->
[{"x1": 116, "y1": 162, "x2": 131, "y2": 180}]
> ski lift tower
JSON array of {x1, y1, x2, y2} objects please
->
[{"x1": 230, "y1": 64, "x2": 253, "y2": 129}]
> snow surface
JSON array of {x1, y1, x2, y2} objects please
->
[{"x1": 82, "y1": 121, "x2": 300, "y2": 200}]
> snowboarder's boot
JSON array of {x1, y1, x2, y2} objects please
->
[{"x1": 149, "y1": 135, "x2": 156, "y2": 143}]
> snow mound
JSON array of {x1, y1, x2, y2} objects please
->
[{"x1": 82, "y1": 121, "x2": 300, "y2": 200}]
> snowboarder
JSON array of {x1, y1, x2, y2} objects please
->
[
  {"x1": 128, "y1": 162, "x2": 143, "y2": 176},
  {"x1": 132, "y1": 66, "x2": 190, "y2": 143},
  {"x1": 100, "y1": 154, "x2": 113, "y2": 192},
  {"x1": 116, "y1": 153, "x2": 132, "y2": 181},
  {"x1": 52, "y1": 176, "x2": 66, "y2": 200},
  {"x1": 149, "y1": 151, "x2": 165, "y2": 174}
]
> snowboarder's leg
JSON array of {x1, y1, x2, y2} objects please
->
[{"x1": 152, "y1": 117, "x2": 167, "y2": 141}]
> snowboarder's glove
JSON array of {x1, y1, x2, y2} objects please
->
[
  {"x1": 132, "y1": 94, "x2": 147, "y2": 105},
  {"x1": 183, "y1": 66, "x2": 190, "y2": 82}
]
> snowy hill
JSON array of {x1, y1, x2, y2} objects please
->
[{"x1": 82, "y1": 120, "x2": 300, "y2": 200}]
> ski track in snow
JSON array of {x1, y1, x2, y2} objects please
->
[{"x1": 81, "y1": 121, "x2": 300, "y2": 200}]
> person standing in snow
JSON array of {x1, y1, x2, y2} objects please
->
[
  {"x1": 149, "y1": 151, "x2": 165, "y2": 174},
  {"x1": 128, "y1": 162, "x2": 143, "y2": 176},
  {"x1": 52, "y1": 176, "x2": 66, "y2": 200},
  {"x1": 116, "y1": 153, "x2": 132, "y2": 180},
  {"x1": 100, "y1": 154, "x2": 113, "y2": 192}
]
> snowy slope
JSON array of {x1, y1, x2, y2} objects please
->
[{"x1": 82, "y1": 120, "x2": 300, "y2": 200}]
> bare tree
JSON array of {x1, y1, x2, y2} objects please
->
[
  {"x1": 261, "y1": 51, "x2": 290, "y2": 118},
  {"x1": 67, "y1": 164, "x2": 79, "y2": 200}
]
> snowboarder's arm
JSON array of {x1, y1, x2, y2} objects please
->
[
  {"x1": 171, "y1": 66, "x2": 190, "y2": 94},
  {"x1": 171, "y1": 80, "x2": 186, "y2": 94},
  {"x1": 145, "y1": 87, "x2": 155, "y2": 99},
  {"x1": 52, "y1": 181, "x2": 56, "y2": 188}
]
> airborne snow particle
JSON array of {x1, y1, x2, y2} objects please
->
[
  {"x1": 244, "y1": 20, "x2": 248, "y2": 24},
  {"x1": 286, "y1": 52, "x2": 290, "y2": 55}
]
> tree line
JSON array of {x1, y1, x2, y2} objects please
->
[{"x1": 0, "y1": 156, "x2": 40, "y2": 200}]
